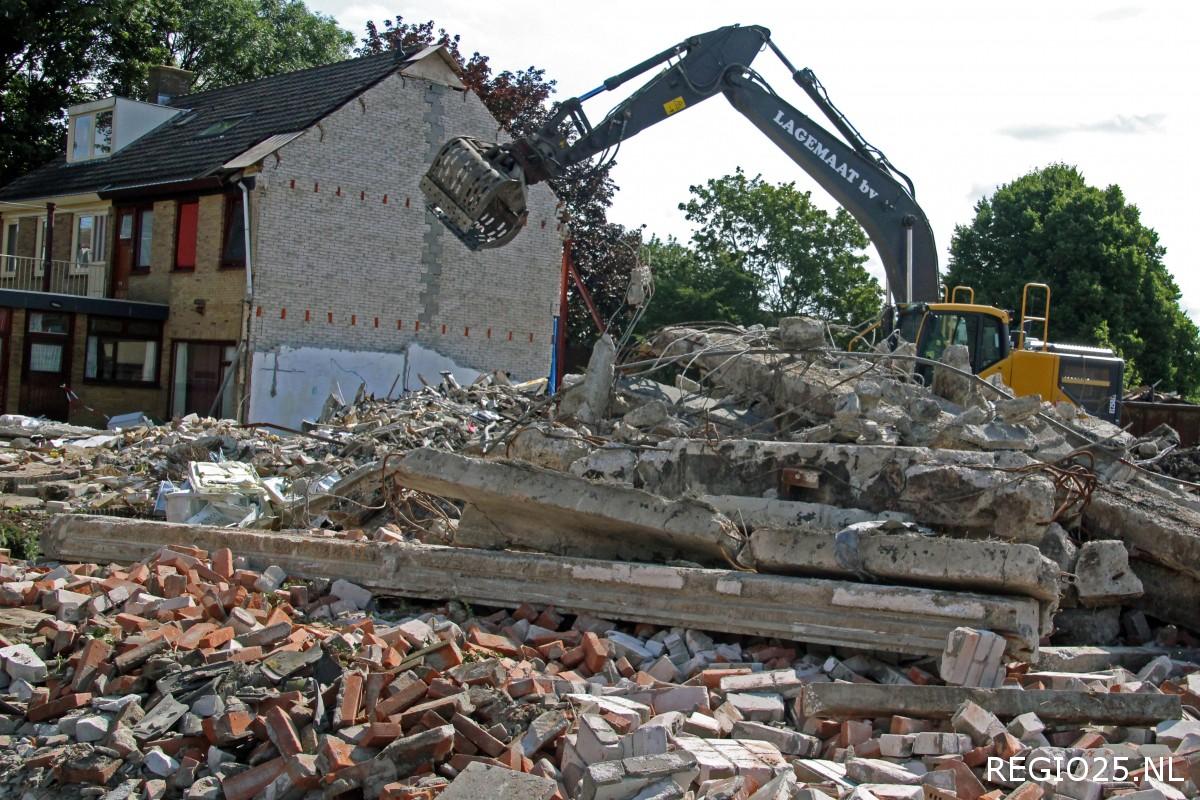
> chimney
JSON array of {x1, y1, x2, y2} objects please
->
[{"x1": 147, "y1": 65, "x2": 194, "y2": 105}]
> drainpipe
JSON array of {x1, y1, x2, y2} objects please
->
[
  {"x1": 235, "y1": 177, "x2": 255, "y2": 421},
  {"x1": 42, "y1": 202, "x2": 55, "y2": 292}
]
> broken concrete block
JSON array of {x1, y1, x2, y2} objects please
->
[
  {"x1": 1073, "y1": 540, "x2": 1143, "y2": 607},
  {"x1": 579, "y1": 751, "x2": 699, "y2": 800},
  {"x1": 731, "y1": 721, "x2": 820, "y2": 757},
  {"x1": 253, "y1": 565, "x2": 286, "y2": 592},
  {"x1": 932, "y1": 344, "x2": 975, "y2": 406},
  {"x1": 624, "y1": 400, "x2": 670, "y2": 429},
  {"x1": 845, "y1": 758, "x2": 922, "y2": 786},
  {"x1": 725, "y1": 693, "x2": 785, "y2": 723},
  {"x1": 440, "y1": 761, "x2": 557, "y2": 799},
  {"x1": 330, "y1": 578, "x2": 373, "y2": 610},
  {"x1": 0, "y1": 643, "x2": 47, "y2": 683},
  {"x1": 560, "y1": 334, "x2": 616, "y2": 424},
  {"x1": 1039, "y1": 523, "x2": 1077, "y2": 572},
  {"x1": 779, "y1": 316, "x2": 827, "y2": 349}
]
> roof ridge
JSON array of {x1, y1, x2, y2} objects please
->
[{"x1": 169, "y1": 48, "x2": 410, "y2": 106}]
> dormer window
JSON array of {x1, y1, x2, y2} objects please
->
[
  {"x1": 66, "y1": 97, "x2": 179, "y2": 163},
  {"x1": 71, "y1": 110, "x2": 113, "y2": 161}
]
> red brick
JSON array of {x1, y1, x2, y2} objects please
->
[
  {"x1": 452, "y1": 712, "x2": 506, "y2": 757},
  {"x1": 317, "y1": 735, "x2": 355, "y2": 773},
  {"x1": 263, "y1": 706, "x2": 302, "y2": 757},
  {"x1": 582, "y1": 632, "x2": 611, "y2": 674},
  {"x1": 212, "y1": 548, "x2": 234, "y2": 579},
  {"x1": 378, "y1": 676, "x2": 427, "y2": 717},
  {"x1": 221, "y1": 757, "x2": 285, "y2": 800},
  {"x1": 27, "y1": 692, "x2": 92, "y2": 723},
  {"x1": 335, "y1": 672, "x2": 364, "y2": 729},
  {"x1": 203, "y1": 710, "x2": 254, "y2": 745},
  {"x1": 71, "y1": 637, "x2": 112, "y2": 692},
  {"x1": 468, "y1": 629, "x2": 521, "y2": 658},
  {"x1": 360, "y1": 721, "x2": 402, "y2": 747}
]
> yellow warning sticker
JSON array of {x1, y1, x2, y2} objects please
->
[{"x1": 663, "y1": 96, "x2": 687, "y2": 116}]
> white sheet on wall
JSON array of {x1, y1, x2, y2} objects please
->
[{"x1": 247, "y1": 342, "x2": 482, "y2": 428}]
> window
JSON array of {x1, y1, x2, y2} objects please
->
[
  {"x1": 2, "y1": 221, "x2": 16, "y2": 272},
  {"x1": 976, "y1": 315, "x2": 1005, "y2": 372},
  {"x1": 174, "y1": 200, "x2": 199, "y2": 270},
  {"x1": 85, "y1": 317, "x2": 161, "y2": 385},
  {"x1": 198, "y1": 114, "x2": 251, "y2": 138},
  {"x1": 221, "y1": 194, "x2": 245, "y2": 268},
  {"x1": 71, "y1": 115, "x2": 93, "y2": 161},
  {"x1": 28, "y1": 312, "x2": 69, "y2": 335},
  {"x1": 135, "y1": 208, "x2": 154, "y2": 270},
  {"x1": 69, "y1": 109, "x2": 115, "y2": 161},
  {"x1": 74, "y1": 213, "x2": 108, "y2": 265},
  {"x1": 94, "y1": 111, "x2": 112, "y2": 156}
]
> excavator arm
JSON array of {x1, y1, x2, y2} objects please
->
[{"x1": 420, "y1": 24, "x2": 940, "y2": 302}]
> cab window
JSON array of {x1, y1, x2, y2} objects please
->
[
  {"x1": 918, "y1": 312, "x2": 978, "y2": 364},
  {"x1": 976, "y1": 314, "x2": 1005, "y2": 371}
]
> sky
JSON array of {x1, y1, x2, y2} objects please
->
[{"x1": 310, "y1": 0, "x2": 1200, "y2": 322}]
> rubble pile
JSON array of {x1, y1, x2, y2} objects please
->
[
  {"x1": 0, "y1": 373, "x2": 543, "y2": 526},
  {"x1": 0, "y1": 544, "x2": 1198, "y2": 800},
  {"x1": 1, "y1": 317, "x2": 1200, "y2": 798}
]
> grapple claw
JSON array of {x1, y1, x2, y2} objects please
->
[{"x1": 419, "y1": 137, "x2": 529, "y2": 251}]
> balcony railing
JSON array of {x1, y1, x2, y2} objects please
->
[{"x1": 0, "y1": 255, "x2": 109, "y2": 298}]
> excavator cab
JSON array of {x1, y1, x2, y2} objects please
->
[{"x1": 891, "y1": 284, "x2": 1123, "y2": 421}]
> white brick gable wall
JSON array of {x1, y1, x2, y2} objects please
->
[{"x1": 248, "y1": 63, "x2": 561, "y2": 423}]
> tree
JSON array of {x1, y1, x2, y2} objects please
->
[
  {"x1": 98, "y1": 0, "x2": 353, "y2": 96},
  {"x1": 947, "y1": 164, "x2": 1200, "y2": 396},
  {"x1": 359, "y1": 16, "x2": 639, "y2": 352},
  {"x1": 1, "y1": 0, "x2": 352, "y2": 186},
  {"x1": 636, "y1": 235, "x2": 767, "y2": 332},
  {"x1": 680, "y1": 169, "x2": 882, "y2": 325},
  {"x1": 0, "y1": 0, "x2": 109, "y2": 185}
]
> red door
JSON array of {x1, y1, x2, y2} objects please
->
[
  {"x1": 111, "y1": 208, "x2": 135, "y2": 298},
  {"x1": 20, "y1": 311, "x2": 72, "y2": 420}
]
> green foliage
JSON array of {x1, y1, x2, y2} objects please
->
[
  {"x1": 675, "y1": 169, "x2": 882, "y2": 325},
  {"x1": 1, "y1": 0, "x2": 352, "y2": 185},
  {"x1": 0, "y1": 0, "x2": 109, "y2": 186},
  {"x1": 947, "y1": 164, "x2": 1200, "y2": 397},
  {"x1": 99, "y1": 0, "x2": 353, "y2": 94},
  {"x1": 637, "y1": 236, "x2": 768, "y2": 331},
  {"x1": 0, "y1": 520, "x2": 39, "y2": 561}
]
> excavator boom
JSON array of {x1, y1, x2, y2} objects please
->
[{"x1": 420, "y1": 24, "x2": 940, "y2": 302}]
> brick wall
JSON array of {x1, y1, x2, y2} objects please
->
[
  {"x1": 4, "y1": 309, "x2": 24, "y2": 412},
  {"x1": 16, "y1": 219, "x2": 36, "y2": 259},
  {"x1": 250, "y1": 67, "x2": 562, "y2": 387},
  {"x1": 118, "y1": 193, "x2": 246, "y2": 418}
]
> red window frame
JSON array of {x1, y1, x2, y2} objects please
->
[{"x1": 174, "y1": 199, "x2": 199, "y2": 271}]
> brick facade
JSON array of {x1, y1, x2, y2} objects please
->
[
  {"x1": 249, "y1": 66, "x2": 562, "y2": 398},
  {"x1": 0, "y1": 51, "x2": 560, "y2": 425}
]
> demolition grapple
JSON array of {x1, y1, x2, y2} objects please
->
[{"x1": 419, "y1": 137, "x2": 528, "y2": 251}]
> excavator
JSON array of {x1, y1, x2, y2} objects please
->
[{"x1": 419, "y1": 24, "x2": 1125, "y2": 421}]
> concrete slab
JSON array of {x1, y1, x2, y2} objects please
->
[
  {"x1": 386, "y1": 449, "x2": 745, "y2": 565},
  {"x1": 801, "y1": 682, "x2": 1179, "y2": 725},
  {"x1": 42, "y1": 515, "x2": 1044, "y2": 658}
]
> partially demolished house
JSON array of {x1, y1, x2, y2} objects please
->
[
  {"x1": 0, "y1": 317, "x2": 1198, "y2": 799},
  {"x1": 0, "y1": 49, "x2": 561, "y2": 427}
]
